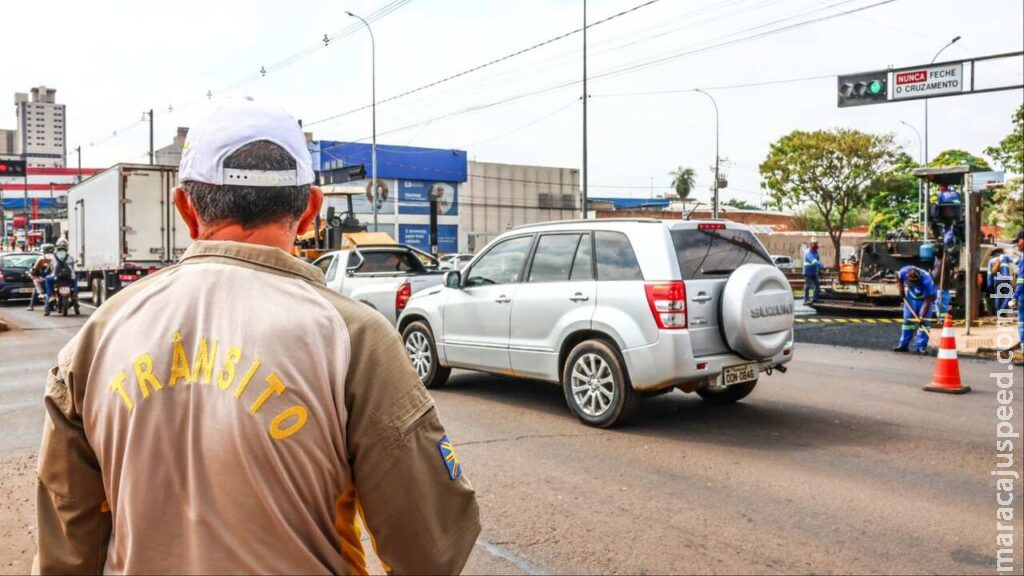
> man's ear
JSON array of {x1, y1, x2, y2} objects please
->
[
  {"x1": 173, "y1": 187, "x2": 201, "y2": 239},
  {"x1": 296, "y1": 186, "x2": 324, "y2": 236}
]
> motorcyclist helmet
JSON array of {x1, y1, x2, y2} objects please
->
[
  {"x1": 41, "y1": 243, "x2": 55, "y2": 254},
  {"x1": 55, "y1": 238, "x2": 69, "y2": 250}
]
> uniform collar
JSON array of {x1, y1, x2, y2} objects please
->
[{"x1": 180, "y1": 240, "x2": 325, "y2": 285}]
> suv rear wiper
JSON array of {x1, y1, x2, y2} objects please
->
[{"x1": 699, "y1": 269, "x2": 735, "y2": 275}]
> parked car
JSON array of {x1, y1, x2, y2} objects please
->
[
  {"x1": 438, "y1": 253, "x2": 475, "y2": 271},
  {"x1": 398, "y1": 218, "x2": 795, "y2": 427},
  {"x1": 771, "y1": 254, "x2": 800, "y2": 272},
  {"x1": 313, "y1": 244, "x2": 445, "y2": 325},
  {"x1": 0, "y1": 252, "x2": 42, "y2": 302}
]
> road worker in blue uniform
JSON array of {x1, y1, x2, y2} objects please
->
[
  {"x1": 803, "y1": 241, "x2": 824, "y2": 304},
  {"x1": 935, "y1": 183, "x2": 961, "y2": 205},
  {"x1": 894, "y1": 265, "x2": 937, "y2": 354},
  {"x1": 1014, "y1": 231, "x2": 1024, "y2": 365},
  {"x1": 987, "y1": 249, "x2": 1015, "y2": 313}
]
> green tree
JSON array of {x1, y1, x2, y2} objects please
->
[
  {"x1": 669, "y1": 166, "x2": 697, "y2": 200},
  {"x1": 866, "y1": 152, "x2": 920, "y2": 239},
  {"x1": 928, "y1": 149, "x2": 992, "y2": 170},
  {"x1": 723, "y1": 198, "x2": 759, "y2": 210},
  {"x1": 760, "y1": 128, "x2": 901, "y2": 267},
  {"x1": 985, "y1": 104, "x2": 1024, "y2": 236}
]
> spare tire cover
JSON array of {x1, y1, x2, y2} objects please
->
[{"x1": 720, "y1": 263, "x2": 794, "y2": 360}]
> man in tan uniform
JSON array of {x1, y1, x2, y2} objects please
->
[{"x1": 35, "y1": 98, "x2": 480, "y2": 574}]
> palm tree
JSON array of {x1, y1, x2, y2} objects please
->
[{"x1": 669, "y1": 166, "x2": 697, "y2": 200}]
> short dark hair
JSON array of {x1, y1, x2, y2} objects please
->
[{"x1": 182, "y1": 140, "x2": 310, "y2": 229}]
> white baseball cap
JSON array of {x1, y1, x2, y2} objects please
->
[{"x1": 179, "y1": 97, "x2": 315, "y2": 187}]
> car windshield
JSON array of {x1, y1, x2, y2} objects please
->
[
  {"x1": 1, "y1": 254, "x2": 39, "y2": 268},
  {"x1": 672, "y1": 228, "x2": 771, "y2": 279}
]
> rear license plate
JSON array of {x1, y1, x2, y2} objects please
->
[
  {"x1": 722, "y1": 363, "x2": 758, "y2": 386},
  {"x1": 16, "y1": 287, "x2": 34, "y2": 294},
  {"x1": 58, "y1": 287, "x2": 71, "y2": 296}
]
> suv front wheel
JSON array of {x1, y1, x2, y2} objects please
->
[
  {"x1": 562, "y1": 340, "x2": 637, "y2": 428},
  {"x1": 402, "y1": 321, "x2": 451, "y2": 389}
]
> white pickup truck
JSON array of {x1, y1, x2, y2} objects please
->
[{"x1": 311, "y1": 244, "x2": 445, "y2": 325}]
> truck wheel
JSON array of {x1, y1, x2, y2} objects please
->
[
  {"x1": 91, "y1": 278, "x2": 103, "y2": 305},
  {"x1": 402, "y1": 321, "x2": 450, "y2": 389},
  {"x1": 562, "y1": 340, "x2": 637, "y2": 428},
  {"x1": 696, "y1": 379, "x2": 758, "y2": 405}
]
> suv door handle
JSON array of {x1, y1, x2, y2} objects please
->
[
  {"x1": 495, "y1": 295, "x2": 512, "y2": 304},
  {"x1": 692, "y1": 292, "x2": 712, "y2": 303},
  {"x1": 569, "y1": 293, "x2": 590, "y2": 302}
]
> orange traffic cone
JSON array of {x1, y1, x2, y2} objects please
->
[{"x1": 924, "y1": 314, "x2": 970, "y2": 394}]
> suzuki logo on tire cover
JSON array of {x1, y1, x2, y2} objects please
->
[{"x1": 750, "y1": 303, "x2": 793, "y2": 319}]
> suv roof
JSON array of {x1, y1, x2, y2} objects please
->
[{"x1": 511, "y1": 218, "x2": 754, "y2": 233}]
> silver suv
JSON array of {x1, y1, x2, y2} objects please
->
[{"x1": 397, "y1": 218, "x2": 795, "y2": 427}]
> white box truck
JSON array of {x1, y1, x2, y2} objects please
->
[{"x1": 68, "y1": 164, "x2": 190, "y2": 304}]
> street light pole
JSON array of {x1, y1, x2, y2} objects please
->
[
  {"x1": 899, "y1": 120, "x2": 923, "y2": 237},
  {"x1": 695, "y1": 89, "x2": 720, "y2": 218},
  {"x1": 347, "y1": 11, "x2": 378, "y2": 233},
  {"x1": 581, "y1": 0, "x2": 588, "y2": 219},
  {"x1": 923, "y1": 35, "x2": 960, "y2": 241}
]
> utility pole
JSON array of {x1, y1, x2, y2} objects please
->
[
  {"x1": 347, "y1": 11, "x2": 378, "y2": 233},
  {"x1": 923, "y1": 35, "x2": 961, "y2": 241},
  {"x1": 75, "y1": 146, "x2": 82, "y2": 183},
  {"x1": 581, "y1": 0, "x2": 588, "y2": 219},
  {"x1": 148, "y1": 109, "x2": 155, "y2": 165},
  {"x1": 695, "y1": 89, "x2": 720, "y2": 218}
]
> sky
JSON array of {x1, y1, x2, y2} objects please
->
[{"x1": 3, "y1": 0, "x2": 1022, "y2": 208}]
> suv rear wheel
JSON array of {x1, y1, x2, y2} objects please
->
[
  {"x1": 402, "y1": 321, "x2": 451, "y2": 389},
  {"x1": 562, "y1": 340, "x2": 637, "y2": 428},
  {"x1": 695, "y1": 379, "x2": 758, "y2": 405}
]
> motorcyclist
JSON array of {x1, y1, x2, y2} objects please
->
[
  {"x1": 44, "y1": 238, "x2": 79, "y2": 316},
  {"x1": 26, "y1": 243, "x2": 55, "y2": 312}
]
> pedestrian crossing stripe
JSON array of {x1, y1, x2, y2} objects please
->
[{"x1": 795, "y1": 318, "x2": 988, "y2": 325}]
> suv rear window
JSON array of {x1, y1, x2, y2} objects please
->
[
  {"x1": 356, "y1": 251, "x2": 427, "y2": 274},
  {"x1": 672, "y1": 228, "x2": 771, "y2": 279}
]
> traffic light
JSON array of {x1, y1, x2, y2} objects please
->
[
  {"x1": 318, "y1": 162, "x2": 366, "y2": 185},
  {"x1": 837, "y1": 71, "x2": 889, "y2": 107},
  {"x1": 0, "y1": 159, "x2": 27, "y2": 177}
]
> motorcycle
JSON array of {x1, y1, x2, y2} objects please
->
[{"x1": 50, "y1": 276, "x2": 80, "y2": 317}]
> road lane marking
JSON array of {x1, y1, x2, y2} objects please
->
[{"x1": 477, "y1": 538, "x2": 549, "y2": 575}]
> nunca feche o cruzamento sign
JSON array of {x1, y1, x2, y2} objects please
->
[{"x1": 893, "y1": 63, "x2": 964, "y2": 99}]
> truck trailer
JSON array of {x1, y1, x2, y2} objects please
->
[{"x1": 67, "y1": 164, "x2": 189, "y2": 304}]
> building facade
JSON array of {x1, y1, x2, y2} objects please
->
[
  {"x1": 0, "y1": 129, "x2": 15, "y2": 156},
  {"x1": 155, "y1": 127, "x2": 189, "y2": 166},
  {"x1": 461, "y1": 161, "x2": 580, "y2": 252},
  {"x1": 14, "y1": 86, "x2": 66, "y2": 167}
]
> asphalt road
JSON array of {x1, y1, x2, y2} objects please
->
[{"x1": 1, "y1": 302, "x2": 1022, "y2": 574}]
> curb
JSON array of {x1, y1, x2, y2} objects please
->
[{"x1": 0, "y1": 318, "x2": 8, "y2": 333}]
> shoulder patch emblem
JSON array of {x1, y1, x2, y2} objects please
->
[{"x1": 438, "y1": 435, "x2": 462, "y2": 481}]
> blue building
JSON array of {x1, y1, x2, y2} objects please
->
[{"x1": 309, "y1": 141, "x2": 467, "y2": 253}]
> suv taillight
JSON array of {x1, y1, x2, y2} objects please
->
[
  {"x1": 645, "y1": 281, "x2": 687, "y2": 329},
  {"x1": 396, "y1": 281, "x2": 412, "y2": 314}
]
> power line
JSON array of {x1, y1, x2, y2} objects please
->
[
  {"x1": 76, "y1": 0, "x2": 413, "y2": 149},
  {"x1": 330, "y1": 0, "x2": 900, "y2": 144},
  {"x1": 305, "y1": 0, "x2": 664, "y2": 127}
]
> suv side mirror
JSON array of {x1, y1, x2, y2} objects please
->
[{"x1": 444, "y1": 270, "x2": 462, "y2": 289}]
